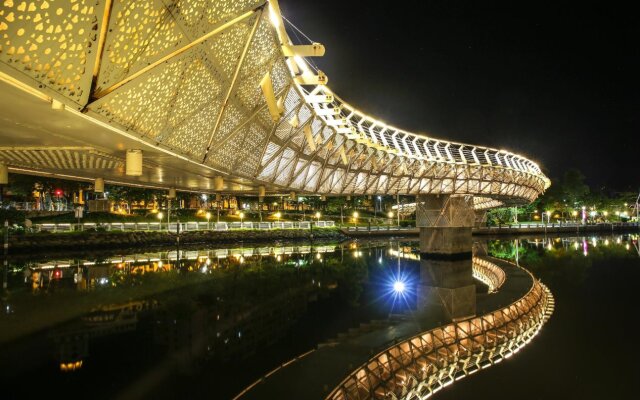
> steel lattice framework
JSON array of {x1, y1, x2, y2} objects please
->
[
  {"x1": 0, "y1": 0, "x2": 549, "y2": 201},
  {"x1": 325, "y1": 258, "x2": 554, "y2": 400}
]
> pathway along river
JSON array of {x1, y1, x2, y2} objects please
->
[{"x1": 1, "y1": 233, "x2": 638, "y2": 399}]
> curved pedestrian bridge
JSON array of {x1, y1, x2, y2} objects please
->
[
  {"x1": 235, "y1": 256, "x2": 553, "y2": 400},
  {"x1": 0, "y1": 0, "x2": 548, "y2": 204}
]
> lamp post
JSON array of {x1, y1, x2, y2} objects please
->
[
  {"x1": 206, "y1": 212, "x2": 211, "y2": 230},
  {"x1": 275, "y1": 212, "x2": 281, "y2": 224},
  {"x1": 545, "y1": 210, "x2": 551, "y2": 225},
  {"x1": 353, "y1": 211, "x2": 359, "y2": 226},
  {"x1": 239, "y1": 211, "x2": 245, "y2": 225},
  {"x1": 315, "y1": 211, "x2": 321, "y2": 224},
  {"x1": 388, "y1": 211, "x2": 394, "y2": 229},
  {"x1": 157, "y1": 212, "x2": 164, "y2": 231}
]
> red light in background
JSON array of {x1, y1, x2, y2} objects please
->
[
  {"x1": 54, "y1": 189, "x2": 63, "y2": 197},
  {"x1": 53, "y1": 269, "x2": 62, "y2": 279}
]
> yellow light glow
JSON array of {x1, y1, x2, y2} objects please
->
[
  {"x1": 353, "y1": 211, "x2": 359, "y2": 218},
  {"x1": 388, "y1": 211, "x2": 394, "y2": 218},
  {"x1": 206, "y1": 212, "x2": 211, "y2": 220},
  {"x1": 315, "y1": 212, "x2": 321, "y2": 219},
  {"x1": 157, "y1": 212, "x2": 163, "y2": 220}
]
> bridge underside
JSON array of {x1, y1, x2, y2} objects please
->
[{"x1": 0, "y1": 0, "x2": 549, "y2": 203}]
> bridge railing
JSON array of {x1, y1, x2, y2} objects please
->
[{"x1": 32, "y1": 220, "x2": 336, "y2": 233}]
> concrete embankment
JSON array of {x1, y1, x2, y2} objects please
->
[{"x1": 6, "y1": 228, "x2": 347, "y2": 254}]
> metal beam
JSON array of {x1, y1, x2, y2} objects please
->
[
  {"x1": 202, "y1": 9, "x2": 264, "y2": 163},
  {"x1": 93, "y1": 9, "x2": 258, "y2": 100}
]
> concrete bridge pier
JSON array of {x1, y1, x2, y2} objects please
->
[{"x1": 416, "y1": 195, "x2": 476, "y2": 322}]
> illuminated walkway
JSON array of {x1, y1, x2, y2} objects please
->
[{"x1": 235, "y1": 257, "x2": 552, "y2": 400}]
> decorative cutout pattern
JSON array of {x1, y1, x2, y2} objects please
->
[
  {"x1": 0, "y1": 147, "x2": 123, "y2": 170},
  {"x1": 0, "y1": 0, "x2": 102, "y2": 104},
  {"x1": 95, "y1": 0, "x2": 186, "y2": 93}
]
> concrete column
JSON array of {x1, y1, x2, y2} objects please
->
[
  {"x1": 416, "y1": 195, "x2": 476, "y2": 321},
  {"x1": 258, "y1": 185, "x2": 266, "y2": 202},
  {"x1": 0, "y1": 162, "x2": 8, "y2": 185},
  {"x1": 94, "y1": 178, "x2": 104, "y2": 193},
  {"x1": 125, "y1": 149, "x2": 143, "y2": 176},
  {"x1": 213, "y1": 176, "x2": 224, "y2": 191}
]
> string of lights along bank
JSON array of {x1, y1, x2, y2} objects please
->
[{"x1": 0, "y1": 0, "x2": 548, "y2": 206}]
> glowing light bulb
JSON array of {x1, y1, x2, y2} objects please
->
[{"x1": 393, "y1": 281, "x2": 405, "y2": 293}]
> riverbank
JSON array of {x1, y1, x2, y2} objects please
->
[
  {"x1": 342, "y1": 222, "x2": 639, "y2": 237},
  {"x1": 5, "y1": 227, "x2": 348, "y2": 254}
]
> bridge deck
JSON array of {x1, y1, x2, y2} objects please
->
[{"x1": 236, "y1": 257, "x2": 531, "y2": 400}]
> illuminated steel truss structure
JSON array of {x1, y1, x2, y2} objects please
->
[
  {"x1": 326, "y1": 259, "x2": 554, "y2": 400},
  {"x1": 0, "y1": 0, "x2": 549, "y2": 202},
  {"x1": 471, "y1": 257, "x2": 506, "y2": 293}
]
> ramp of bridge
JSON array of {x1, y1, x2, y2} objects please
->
[{"x1": 0, "y1": 0, "x2": 549, "y2": 203}]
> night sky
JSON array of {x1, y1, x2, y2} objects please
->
[{"x1": 279, "y1": 1, "x2": 639, "y2": 191}]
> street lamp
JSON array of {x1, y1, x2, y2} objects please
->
[
  {"x1": 315, "y1": 211, "x2": 321, "y2": 223},
  {"x1": 545, "y1": 210, "x2": 551, "y2": 224},
  {"x1": 275, "y1": 211, "x2": 281, "y2": 223},
  {"x1": 206, "y1": 212, "x2": 211, "y2": 230},
  {"x1": 387, "y1": 211, "x2": 394, "y2": 228},
  {"x1": 239, "y1": 211, "x2": 245, "y2": 225},
  {"x1": 157, "y1": 212, "x2": 164, "y2": 230},
  {"x1": 353, "y1": 211, "x2": 359, "y2": 225}
]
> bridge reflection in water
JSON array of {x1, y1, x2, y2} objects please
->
[{"x1": 325, "y1": 260, "x2": 553, "y2": 400}]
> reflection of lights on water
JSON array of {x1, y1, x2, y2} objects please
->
[
  {"x1": 547, "y1": 243, "x2": 553, "y2": 251},
  {"x1": 592, "y1": 238, "x2": 597, "y2": 247},
  {"x1": 626, "y1": 244, "x2": 630, "y2": 250},
  {"x1": 60, "y1": 360, "x2": 83, "y2": 372},
  {"x1": 239, "y1": 256, "x2": 245, "y2": 264},
  {"x1": 206, "y1": 258, "x2": 211, "y2": 266},
  {"x1": 604, "y1": 239, "x2": 610, "y2": 246},
  {"x1": 378, "y1": 257, "x2": 383, "y2": 264},
  {"x1": 316, "y1": 253, "x2": 321, "y2": 260},
  {"x1": 98, "y1": 277, "x2": 109, "y2": 285},
  {"x1": 393, "y1": 280, "x2": 406, "y2": 293},
  {"x1": 617, "y1": 238, "x2": 622, "y2": 244},
  {"x1": 276, "y1": 255, "x2": 282, "y2": 262},
  {"x1": 583, "y1": 240, "x2": 588, "y2": 257},
  {"x1": 200, "y1": 266, "x2": 208, "y2": 273},
  {"x1": 158, "y1": 261, "x2": 163, "y2": 268},
  {"x1": 573, "y1": 242, "x2": 579, "y2": 250}
]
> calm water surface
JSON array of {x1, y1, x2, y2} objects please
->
[{"x1": 1, "y1": 233, "x2": 638, "y2": 399}]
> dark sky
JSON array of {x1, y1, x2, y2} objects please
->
[{"x1": 279, "y1": 0, "x2": 639, "y2": 191}]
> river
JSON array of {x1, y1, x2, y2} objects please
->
[{"x1": 1, "y1": 233, "x2": 638, "y2": 399}]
